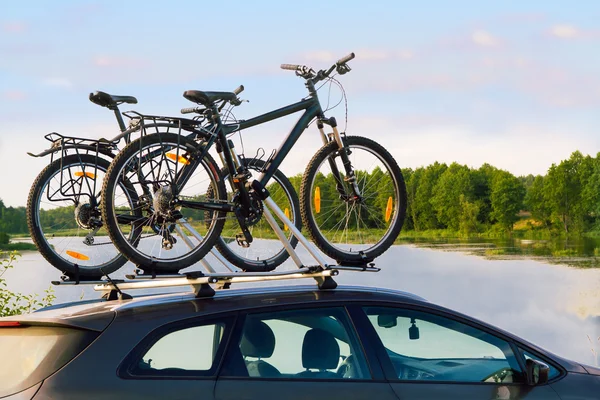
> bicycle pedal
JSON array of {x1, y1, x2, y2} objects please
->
[{"x1": 235, "y1": 234, "x2": 250, "y2": 248}]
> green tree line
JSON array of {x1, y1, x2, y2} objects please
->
[
  {"x1": 3, "y1": 150, "x2": 600, "y2": 238},
  {"x1": 399, "y1": 150, "x2": 600, "y2": 235}
]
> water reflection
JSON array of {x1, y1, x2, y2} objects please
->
[
  {"x1": 400, "y1": 236, "x2": 600, "y2": 268},
  {"x1": 4, "y1": 244, "x2": 600, "y2": 367}
]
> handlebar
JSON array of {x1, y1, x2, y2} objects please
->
[
  {"x1": 234, "y1": 85, "x2": 244, "y2": 95},
  {"x1": 280, "y1": 64, "x2": 301, "y2": 71},
  {"x1": 336, "y1": 52, "x2": 355, "y2": 65},
  {"x1": 181, "y1": 107, "x2": 202, "y2": 115},
  {"x1": 280, "y1": 52, "x2": 355, "y2": 82}
]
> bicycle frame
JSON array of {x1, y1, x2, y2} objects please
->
[
  {"x1": 221, "y1": 96, "x2": 323, "y2": 187},
  {"x1": 171, "y1": 77, "x2": 359, "y2": 220}
]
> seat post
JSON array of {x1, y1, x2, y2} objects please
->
[{"x1": 110, "y1": 105, "x2": 128, "y2": 134}]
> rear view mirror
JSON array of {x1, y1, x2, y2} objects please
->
[
  {"x1": 526, "y1": 359, "x2": 549, "y2": 385},
  {"x1": 377, "y1": 314, "x2": 397, "y2": 328},
  {"x1": 409, "y1": 318, "x2": 420, "y2": 340}
]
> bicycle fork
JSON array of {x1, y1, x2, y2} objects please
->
[{"x1": 317, "y1": 118, "x2": 362, "y2": 200}]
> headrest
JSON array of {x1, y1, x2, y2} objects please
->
[
  {"x1": 302, "y1": 328, "x2": 340, "y2": 370},
  {"x1": 240, "y1": 319, "x2": 275, "y2": 358}
]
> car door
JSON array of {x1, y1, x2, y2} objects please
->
[
  {"x1": 352, "y1": 305, "x2": 561, "y2": 400},
  {"x1": 214, "y1": 305, "x2": 398, "y2": 400},
  {"x1": 104, "y1": 315, "x2": 234, "y2": 400}
]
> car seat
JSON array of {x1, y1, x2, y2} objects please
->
[
  {"x1": 240, "y1": 319, "x2": 281, "y2": 378},
  {"x1": 296, "y1": 328, "x2": 340, "y2": 378}
]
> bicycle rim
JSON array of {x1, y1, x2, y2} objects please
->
[
  {"x1": 27, "y1": 155, "x2": 134, "y2": 275},
  {"x1": 301, "y1": 136, "x2": 406, "y2": 263},
  {"x1": 102, "y1": 133, "x2": 225, "y2": 270}
]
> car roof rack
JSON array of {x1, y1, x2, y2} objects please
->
[
  {"x1": 51, "y1": 196, "x2": 381, "y2": 300},
  {"x1": 52, "y1": 264, "x2": 379, "y2": 300}
]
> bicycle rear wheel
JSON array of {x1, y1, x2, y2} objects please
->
[
  {"x1": 300, "y1": 135, "x2": 407, "y2": 264},
  {"x1": 101, "y1": 132, "x2": 226, "y2": 272},
  {"x1": 27, "y1": 154, "x2": 137, "y2": 277},
  {"x1": 209, "y1": 158, "x2": 301, "y2": 272}
]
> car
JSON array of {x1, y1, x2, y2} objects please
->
[{"x1": 1, "y1": 281, "x2": 599, "y2": 400}]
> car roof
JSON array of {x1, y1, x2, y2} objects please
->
[{"x1": 2, "y1": 284, "x2": 427, "y2": 328}]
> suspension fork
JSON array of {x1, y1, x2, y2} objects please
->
[{"x1": 317, "y1": 118, "x2": 362, "y2": 198}]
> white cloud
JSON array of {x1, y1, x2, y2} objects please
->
[
  {"x1": 471, "y1": 30, "x2": 498, "y2": 47},
  {"x1": 43, "y1": 78, "x2": 73, "y2": 88},
  {"x1": 303, "y1": 49, "x2": 413, "y2": 64},
  {"x1": 93, "y1": 56, "x2": 145, "y2": 68},
  {"x1": 303, "y1": 51, "x2": 336, "y2": 63},
  {"x1": 551, "y1": 25, "x2": 579, "y2": 39}
]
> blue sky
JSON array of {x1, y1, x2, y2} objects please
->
[{"x1": 2, "y1": 1, "x2": 600, "y2": 206}]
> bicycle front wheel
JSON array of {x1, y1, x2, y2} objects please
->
[
  {"x1": 27, "y1": 154, "x2": 137, "y2": 277},
  {"x1": 300, "y1": 135, "x2": 407, "y2": 264},
  {"x1": 101, "y1": 132, "x2": 226, "y2": 272}
]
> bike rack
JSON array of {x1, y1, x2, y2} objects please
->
[
  {"x1": 50, "y1": 113, "x2": 381, "y2": 299},
  {"x1": 52, "y1": 196, "x2": 380, "y2": 299}
]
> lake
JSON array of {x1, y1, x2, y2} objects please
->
[{"x1": 3, "y1": 243, "x2": 599, "y2": 367}]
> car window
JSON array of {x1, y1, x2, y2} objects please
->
[
  {"x1": 129, "y1": 319, "x2": 229, "y2": 377},
  {"x1": 520, "y1": 349, "x2": 561, "y2": 380},
  {"x1": 225, "y1": 307, "x2": 370, "y2": 379},
  {"x1": 363, "y1": 307, "x2": 525, "y2": 384}
]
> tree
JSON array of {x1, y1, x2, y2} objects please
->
[
  {"x1": 413, "y1": 162, "x2": 447, "y2": 230},
  {"x1": 0, "y1": 251, "x2": 55, "y2": 316},
  {"x1": 471, "y1": 163, "x2": 498, "y2": 225},
  {"x1": 544, "y1": 151, "x2": 593, "y2": 233},
  {"x1": 490, "y1": 170, "x2": 525, "y2": 232},
  {"x1": 431, "y1": 163, "x2": 473, "y2": 231},
  {"x1": 406, "y1": 168, "x2": 423, "y2": 231},
  {"x1": 525, "y1": 175, "x2": 552, "y2": 229},
  {"x1": 458, "y1": 194, "x2": 480, "y2": 235},
  {"x1": 401, "y1": 168, "x2": 414, "y2": 230}
]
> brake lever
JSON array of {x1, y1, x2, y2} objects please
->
[
  {"x1": 295, "y1": 66, "x2": 316, "y2": 79},
  {"x1": 336, "y1": 64, "x2": 351, "y2": 75}
]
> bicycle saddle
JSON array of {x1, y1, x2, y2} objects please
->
[
  {"x1": 89, "y1": 91, "x2": 138, "y2": 108},
  {"x1": 183, "y1": 90, "x2": 237, "y2": 106}
]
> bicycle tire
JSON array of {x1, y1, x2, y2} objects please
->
[
  {"x1": 101, "y1": 132, "x2": 226, "y2": 272},
  {"x1": 300, "y1": 135, "x2": 407, "y2": 264},
  {"x1": 210, "y1": 158, "x2": 301, "y2": 272},
  {"x1": 27, "y1": 154, "x2": 137, "y2": 277}
]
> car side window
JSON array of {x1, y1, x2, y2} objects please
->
[
  {"x1": 224, "y1": 307, "x2": 370, "y2": 380},
  {"x1": 363, "y1": 307, "x2": 525, "y2": 384},
  {"x1": 128, "y1": 319, "x2": 230, "y2": 377}
]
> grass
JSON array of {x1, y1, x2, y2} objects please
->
[{"x1": 0, "y1": 243, "x2": 37, "y2": 251}]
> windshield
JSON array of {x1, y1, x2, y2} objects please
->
[{"x1": 0, "y1": 325, "x2": 97, "y2": 397}]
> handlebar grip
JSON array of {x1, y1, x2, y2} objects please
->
[
  {"x1": 181, "y1": 107, "x2": 200, "y2": 114},
  {"x1": 337, "y1": 52, "x2": 355, "y2": 65},
  {"x1": 281, "y1": 64, "x2": 300, "y2": 71},
  {"x1": 233, "y1": 85, "x2": 244, "y2": 95}
]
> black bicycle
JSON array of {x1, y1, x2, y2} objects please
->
[
  {"x1": 27, "y1": 91, "x2": 301, "y2": 277},
  {"x1": 26, "y1": 92, "x2": 139, "y2": 278},
  {"x1": 101, "y1": 53, "x2": 407, "y2": 272}
]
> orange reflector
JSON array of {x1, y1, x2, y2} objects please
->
[
  {"x1": 166, "y1": 152, "x2": 190, "y2": 165},
  {"x1": 314, "y1": 187, "x2": 321, "y2": 214},
  {"x1": 0, "y1": 321, "x2": 21, "y2": 327},
  {"x1": 284, "y1": 208, "x2": 290, "y2": 231},
  {"x1": 385, "y1": 196, "x2": 393, "y2": 222},
  {"x1": 66, "y1": 250, "x2": 90, "y2": 261},
  {"x1": 74, "y1": 171, "x2": 96, "y2": 179}
]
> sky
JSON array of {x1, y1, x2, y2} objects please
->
[{"x1": 1, "y1": 1, "x2": 600, "y2": 207}]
